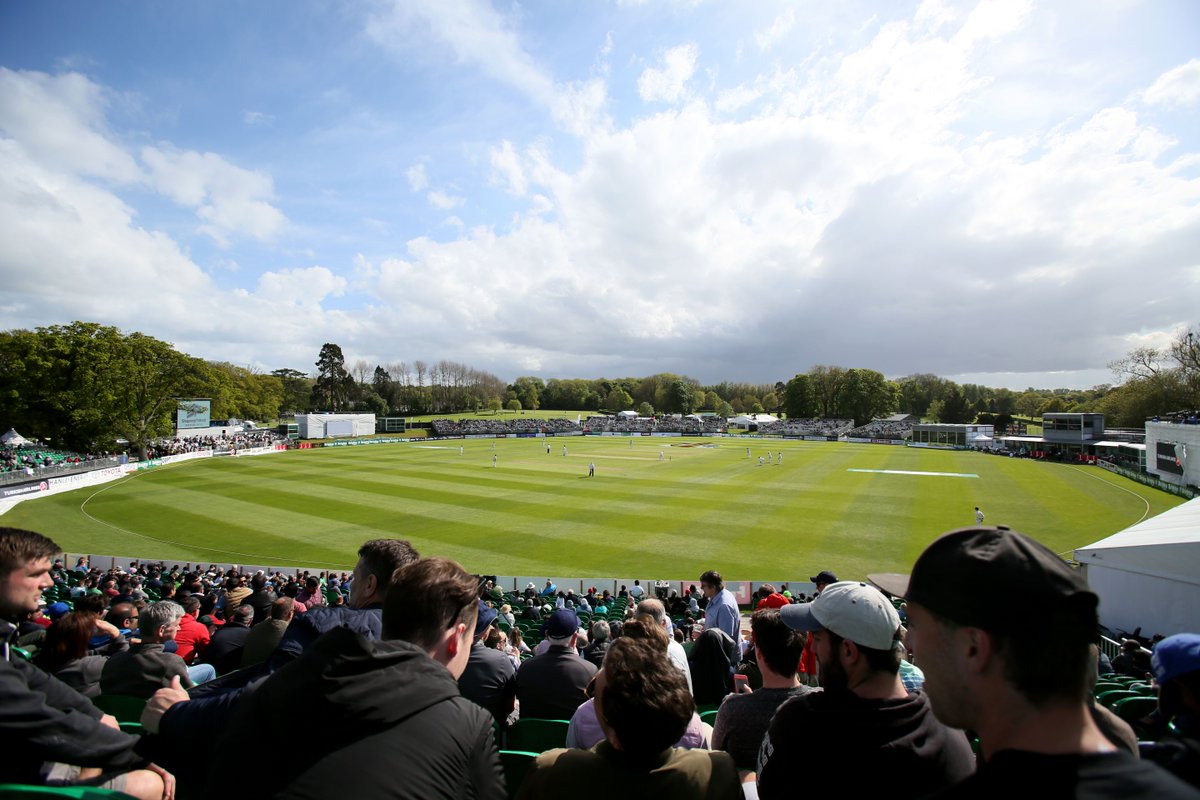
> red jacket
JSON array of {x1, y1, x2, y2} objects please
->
[{"x1": 174, "y1": 613, "x2": 211, "y2": 665}]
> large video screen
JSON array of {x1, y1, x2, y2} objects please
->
[
  {"x1": 1156, "y1": 442, "x2": 1184, "y2": 475},
  {"x1": 177, "y1": 399, "x2": 212, "y2": 430}
]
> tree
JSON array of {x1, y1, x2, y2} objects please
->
[
  {"x1": 1037, "y1": 397, "x2": 1068, "y2": 416},
  {"x1": 312, "y1": 343, "x2": 353, "y2": 411},
  {"x1": 206, "y1": 362, "x2": 283, "y2": 422},
  {"x1": 271, "y1": 368, "x2": 312, "y2": 414},
  {"x1": 934, "y1": 387, "x2": 972, "y2": 423},
  {"x1": 509, "y1": 376, "x2": 543, "y2": 411},
  {"x1": 833, "y1": 368, "x2": 896, "y2": 426},
  {"x1": 0, "y1": 322, "x2": 207, "y2": 459},
  {"x1": 637, "y1": 401, "x2": 654, "y2": 416},
  {"x1": 666, "y1": 380, "x2": 695, "y2": 414},
  {"x1": 783, "y1": 374, "x2": 816, "y2": 419},
  {"x1": 714, "y1": 400, "x2": 734, "y2": 418},
  {"x1": 506, "y1": 399, "x2": 522, "y2": 412},
  {"x1": 606, "y1": 387, "x2": 634, "y2": 411},
  {"x1": 761, "y1": 392, "x2": 779, "y2": 413}
]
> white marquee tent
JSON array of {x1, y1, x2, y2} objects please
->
[
  {"x1": 2, "y1": 429, "x2": 30, "y2": 446},
  {"x1": 1074, "y1": 496, "x2": 1200, "y2": 637}
]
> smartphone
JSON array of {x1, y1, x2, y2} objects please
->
[{"x1": 733, "y1": 673, "x2": 750, "y2": 693}]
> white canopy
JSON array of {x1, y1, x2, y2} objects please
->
[
  {"x1": 1074, "y1": 496, "x2": 1200, "y2": 637},
  {"x1": 1, "y1": 428, "x2": 29, "y2": 446}
]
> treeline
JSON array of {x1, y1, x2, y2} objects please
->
[{"x1": 2, "y1": 321, "x2": 1196, "y2": 458}]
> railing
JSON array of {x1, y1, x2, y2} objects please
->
[
  {"x1": 0, "y1": 456, "x2": 124, "y2": 488},
  {"x1": 1096, "y1": 460, "x2": 1197, "y2": 499}
]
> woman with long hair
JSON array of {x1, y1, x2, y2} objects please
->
[{"x1": 34, "y1": 612, "x2": 108, "y2": 697}]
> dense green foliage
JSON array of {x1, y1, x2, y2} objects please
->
[
  {"x1": 4, "y1": 322, "x2": 1196, "y2": 453},
  {"x1": 3, "y1": 438, "x2": 1180, "y2": 579},
  {"x1": 0, "y1": 323, "x2": 280, "y2": 458}
]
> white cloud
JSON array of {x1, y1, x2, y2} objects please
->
[
  {"x1": 638, "y1": 44, "x2": 700, "y2": 103},
  {"x1": 349, "y1": 4, "x2": 1199, "y2": 381},
  {"x1": 406, "y1": 161, "x2": 429, "y2": 191},
  {"x1": 141, "y1": 146, "x2": 286, "y2": 243},
  {"x1": 427, "y1": 189, "x2": 464, "y2": 209},
  {"x1": 255, "y1": 266, "x2": 346, "y2": 306},
  {"x1": 1142, "y1": 59, "x2": 1200, "y2": 109},
  {"x1": 489, "y1": 140, "x2": 527, "y2": 196},
  {"x1": 0, "y1": 68, "x2": 140, "y2": 183},
  {"x1": 366, "y1": 0, "x2": 554, "y2": 103},
  {"x1": 755, "y1": 9, "x2": 795, "y2": 52}
]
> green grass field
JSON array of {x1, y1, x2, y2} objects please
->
[{"x1": 1, "y1": 437, "x2": 1182, "y2": 582}]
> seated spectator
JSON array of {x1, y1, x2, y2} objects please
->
[
  {"x1": 517, "y1": 608, "x2": 597, "y2": 721},
  {"x1": 583, "y1": 620, "x2": 611, "y2": 669},
  {"x1": 688, "y1": 628, "x2": 739, "y2": 707},
  {"x1": 758, "y1": 581, "x2": 974, "y2": 798},
  {"x1": 33, "y1": 611, "x2": 110, "y2": 697},
  {"x1": 564, "y1": 618, "x2": 711, "y2": 751},
  {"x1": 218, "y1": 575, "x2": 251, "y2": 617},
  {"x1": 1112, "y1": 638, "x2": 1151, "y2": 679},
  {"x1": 172, "y1": 594, "x2": 210, "y2": 665},
  {"x1": 905, "y1": 527, "x2": 1195, "y2": 796},
  {"x1": 200, "y1": 556, "x2": 505, "y2": 797},
  {"x1": 520, "y1": 634, "x2": 741, "y2": 797},
  {"x1": 240, "y1": 597, "x2": 294, "y2": 669},
  {"x1": 755, "y1": 583, "x2": 790, "y2": 610},
  {"x1": 1144, "y1": 633, "x2": 1200, "y2": 788},
  {"x1": 712, "y1": 609, "x2": 810, "y2": 770},
  {"x1": 101, "y1": 600, "x2": 203, "y2": 698},
  {"x1": 636, "y1": 598, "x2": 693, "y2": 693},
  {"x1": 459, "y1": 600, "x2": 517, "y2": 728},
  {"x1": 295, "y1": 576, "x2": 325, "y2": 610},
  {"x1": 244, "y1": 572, "x2": 276, "y2": 625},
  {"x1": 199, "y1": 603, "x2": 254, "y2": 675},
  {"x1": 1, "y1": 527, "x2": 174, "y2": 798}
]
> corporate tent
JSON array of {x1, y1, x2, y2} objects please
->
[
  {"x1": 1074, "y1": 496, "x2": 1200, "y2": 637},
  {"x1": 2, "y1": 429, "x2": 30, "y2": 446}
]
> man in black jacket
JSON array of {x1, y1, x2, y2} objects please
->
[
  {"x1": 458, "y1": 600, "x2": 517, "y2": 728},
  {"x1": 198, "y1": 604, "x2": 253, "y2": 675},
  {"x1": 203, "y1": 556, "x2": 505, "y2": 798},
  {"x1": 517, "y1": 608, "x2": 597, "y2": 720},
  {"x1": 757, "y1": 581, "x2": 974, "y2": 798},
  {"x1": 0, "y1": 527, "x2": 174, "y2": 799}
]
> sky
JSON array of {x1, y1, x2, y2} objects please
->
[{"x1": 1, "y1": 0, "x2": 1198, "y2": 391}]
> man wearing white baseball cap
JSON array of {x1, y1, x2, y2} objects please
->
[{"x1": 755, "y1": 581, "x2": 973, "y2": 799}]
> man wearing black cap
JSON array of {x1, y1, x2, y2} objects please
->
[
  {"x1": 516, "y1": 608, "x2": 596, "y2": 720},
  {"x1": 809, "y1": 570, "x2": 837, "y2": 595},
  {"x1": 458, "y1": 600, "x2": 517, "y2": 728},
  {"x1": 1145, "y1": 633, "x2": 1200, "y2": 787},
  {"x1": 756, "y1": 581, "x2": 973, "y2": 799},
  {"x1": 905, "y1": 526, "x2": 1198, "y2": 797}
]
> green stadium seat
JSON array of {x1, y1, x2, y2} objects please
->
[
  {"x1": 504, "y1": 718, "x2": 570, "y2": 753},
  {"x1": 1096, "y1": 689, "x2": 1140, "y2": 709},
  {"x1": 91, "y1": 694, "x2": 146, "y2": 723},
  {"x1": 699, "y1": 709, "x2": 719, "y2": 726},
  {"x1": 1093, "y1": 682, "x2": 1125, "y2": 695},
  {"x1": 1113, "y1": 695, "x2": 1158, "y2": 725},
  {"x1": 498, "y1": 751, "x2": 539, "y2": 800},
  {"x1": 695, "y1": 703, "x2": 721, "y2": 715},
  {"x1": 0, "y1": 786, "x2": 132, "y2": 799}
]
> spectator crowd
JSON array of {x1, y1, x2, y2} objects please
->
[{"x1": 3, "y1": 525, "x2": 1199, "y2": 799}]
